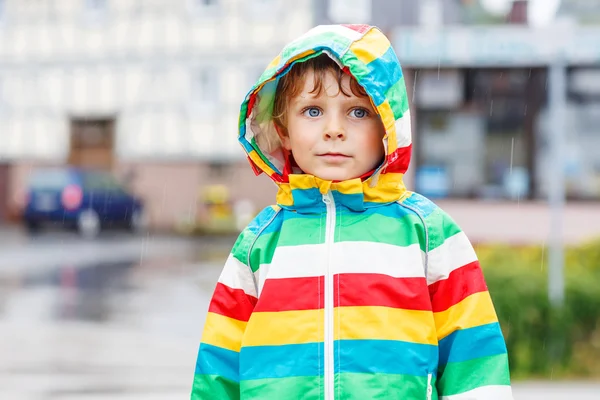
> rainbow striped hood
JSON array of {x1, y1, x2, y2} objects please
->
[{"x1": 239, "y1": 24, "x2": 411, "y2": 210}]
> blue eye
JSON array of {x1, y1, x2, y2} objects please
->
[
  {"x1": 351, "y1": 108, "x2": 368, "y2": 118},
  {"x1": 303, "y1": 107, "x2": 322, "y2": 118}
]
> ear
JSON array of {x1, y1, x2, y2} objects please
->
[{"x1": 275, "y1": 124, "x2": 292, "y2": 151}]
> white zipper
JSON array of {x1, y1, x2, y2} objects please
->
[
  {"x1": 426, "y1": 373, "x2": 433, "y2": 400},
  {"x1": 322, "y1": 192, "x2": 336, "y2": 400}
]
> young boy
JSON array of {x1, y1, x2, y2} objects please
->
[{"x1": 191, "y1": 25, "x2": 512, "y2": 400}]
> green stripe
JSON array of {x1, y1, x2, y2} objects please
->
[
  {"x1": 278, "y1": 215, "x2": 325, "y2": 246},
  {"x1": 249, "y1": 229, "x2": 280, "y2": 272},
  {"x1": 340, "y1": 50, "x2": 371, "y2": 88},
  {"x1": 249, "y1": 215, "x2": 325, "y2": 268},
  {"x1": 386, "y1": 76, "x2": 409, "y2": 120},
  {"x1": 425, "y1": 208, "x2": 463, "y2": 251},
  {"x1": 438, "y1": 353, "x2": 510, "y2": 396},
  {"x1": 241, "y1": 376, "x2": 322, "y2": 399},
  {"x1": 337, "y1": 372, "x2": 429, "y2": 399},
  {"x1": 231, "y1": 229, "x2": 255, "y2": 266},
  {"x1": 336, "y1": 211, "x2": 426, "y2": 250},
  {"x1": 191, "y1": 374, "x2": 239, "y2": 400},
  {"x1": 238, "y1": 101, "x2": 248, "y2": 129}
]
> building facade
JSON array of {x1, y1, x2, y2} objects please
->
[{"x1": 0, "y1": 0, "x2": 313, "y2": 228}]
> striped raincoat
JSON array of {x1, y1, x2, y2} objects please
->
[{"x1": 191, "y1": 24, "x2": 513, "y2": 400}]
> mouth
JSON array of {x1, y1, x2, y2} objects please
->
[
  {"x1": 317, "y1": 152, "x2": 352, "y2": 164},
  {"x1": 318, "y1": 152, "x2": 350, "y2": 158}
]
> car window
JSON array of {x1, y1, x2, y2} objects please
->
[
  {"x1": 83, "y1": 172, "x2": 126, "y2": 193},
  {"x1": 29, "y1": 170, "x2": 72, "y2": 190}
]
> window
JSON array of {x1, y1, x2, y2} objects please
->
[
  {"x1": 192, "y1": 67, "x2": 219, "y2": 109},
  {"x1": 245, "y1": 0, "x2": 280, "y2": 19},
  {"x1": 414, "y1": 68, "x2": 544, "y2": 200},
  {"x1": 84, "y1": 0, "x2": 107, "y2": 22},
  {"x1": 85, "y1": 0, "x2": 106, "y2": 11},
  {"x1": 188, "y1": 0, "x2": 221, "y2": 17}
]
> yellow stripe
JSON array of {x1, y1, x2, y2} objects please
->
[
  {"x1": 266, "y1": 55, "x2": 281, "y2": 70},
  {"x1": 434, "y1": 292, "x2": 499, "y2": 340},
  {"x1": 244, "y1": 309, "x2": 324, "y2": 346},
  {"x1": 248, "y1": 150, "x2": 275, "y2": 177},
  {"x1": 363, "y1": 173, "x2": 407, "y2": 203},
  {"x1": 275, "y1": 183, "x2": 294, "y2": 206},
  {"x1": 332, "y1": 178, "x2": 363, "y2": 196},
  {"x1": 201, "y1": 312, "x2": 247, "y2": 352},
  {"x1": 335, "y1": 306, "x2": 437, "y2": 345},
  {"x1": 376, "y1": 101, "x2": 397, "y2": 155},
  {"x1": 289, "y1": 175, "x2": 320, "y2": 191},
  {"x1": 289, "y1": 49, "x2": 316, "y2": 64},
  {"x1": 350, "y1": 28, "x2": 390, "y2": 65}
]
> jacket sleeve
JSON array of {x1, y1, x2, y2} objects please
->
[
  {"x1": 426, "y1": 207, "x2": 513, "y2": 400},
  {"x1": 191, "y1": 232, "x2": 258, "y2": 400}
]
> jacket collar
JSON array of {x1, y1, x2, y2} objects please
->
[{"x1": 275, "y1": 173, "x2": 407, "y2": 213}]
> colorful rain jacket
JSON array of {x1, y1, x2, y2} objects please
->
[{"x1": 191, "y1": 25, "x2": 512, "y2": 400}]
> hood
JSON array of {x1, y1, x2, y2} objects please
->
[{"x1": 238, "y1": 24, "x2": 412, "y2": 210}]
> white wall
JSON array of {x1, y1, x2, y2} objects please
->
[{"x1": 0, "y1": 0, "x2": 313, "y2": 161}]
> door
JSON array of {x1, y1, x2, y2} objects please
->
[{"x1": 68, "y1": 118, "x2": 115, "y2": 170}]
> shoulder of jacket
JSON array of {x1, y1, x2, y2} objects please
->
[
  {"x1": 396, "y1": 191, "x2": 441, "y2": 220},
  {"x1": 231, "y1": 205, "x2": 282, "y2": 267}
]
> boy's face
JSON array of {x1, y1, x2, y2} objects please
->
[{"x1": 279, "y1": 70, "x2": 385, "y2": 181}]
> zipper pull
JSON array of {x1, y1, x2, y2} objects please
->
[{"x1": 322, "y1": 193, "x2": 332, "y2": 204}]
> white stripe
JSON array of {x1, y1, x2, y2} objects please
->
[
  {"x1": 217, "y1": 254, "x2": 257, "y2": 297},
  {"x1": 332, "y1": 241, "x2": 424, "y2": 277},
  {"x1": 254, "y1": 242, "x2": 425, "y2": 285},
  {"x1": 427, "y1": 231, "x2": 478, "y2": 285},
  {"x1": 440, "y1": 385, "x2": 513, "y2": 400},
  {"x1": 394, "y1": 112, "x2": 413, "y2": 149},
  {"x1": 257, "y1": 244, "x2": 327, "y2": 280}
]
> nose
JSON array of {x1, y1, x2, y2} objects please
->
[{"x1": 323, "y1": 113, "x2": 346, "y2": 141}]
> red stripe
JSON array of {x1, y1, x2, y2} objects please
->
[
  {"x1": 335, "y1": 273, "x2": 431, "y2": 310},
  {"x1": 255, "y1": 277, "x2": 324, "y2": 312},
  {"x1": 342, "y1": 24, "x2": 371, "y2": 34},
  {"x1": 384, "y1": 144, "x2": 412, "y2": 174},
  {"x1": 428, "y1": 261, "x2": 488, "y2": 313},
  {"x1": 209, "y1": 283, "x2": 257, "y2": 322}
]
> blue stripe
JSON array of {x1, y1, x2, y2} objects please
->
[
  {"x1": 195, "y1": 343, "x2": 239, "y2": 382},
  {"x1": 332, "y1": 191, "x2": 365, "y2": 212},
  {"x1": 400, "y1": 192, "x2": 437, "y2": 218},
  {"x1": 439, "y1": 323, "x2": 508, "y2": 365},
  {"x1": 336, "y1": 339, "x2": 437, "y2": 376},
  {"x1": 357, "y1": 46, "x2": 403, "y2": 107},
  {"x1": 240, "y1": 343, "x2": 322, "y2": 379},
  {"x1": 246, "y1": 206, "x2": 282, "y2": 236}
]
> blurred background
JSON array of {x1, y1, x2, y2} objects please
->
[{"x1": 0, "y1": 0, "x2": 599, "y2": 399}]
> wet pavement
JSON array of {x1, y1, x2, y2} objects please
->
[
  {"x1": 0, "y1": 228, "x2": 231, "y2": 399},
  {"x1": 1, "y1": 228, "x2": 599, "y2": 399}
]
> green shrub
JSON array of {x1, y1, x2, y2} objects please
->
[{"x1": 477, "y1": 240, "x2": 600, "y2": 379}]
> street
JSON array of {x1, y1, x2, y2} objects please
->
[{"x1": 0, "y1": 228, "x2": 598, "y2": 399}]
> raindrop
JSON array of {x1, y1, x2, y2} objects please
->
[
  {"x1": 509, "y1": 137, "x2": 515, "y2": 175},
  {"x1": 412, "y1": 70, "x2": 418, "y2": 103},
  {"x1": 489, "y1": 100, "x2": 494, "y2": 116},
  {"x1": 524, "y1": 105, "x2": 528, "y2": 116},
  {"x1": 139, "y1": 232, "x2": 150, "y2": 266},
  {"x1": 438, "y1": 59, "x2": 440, "y2": 79}
]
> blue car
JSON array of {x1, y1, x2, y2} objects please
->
[{"x1": 23, "y1": 168, "x2": 148, "y2": 238}]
